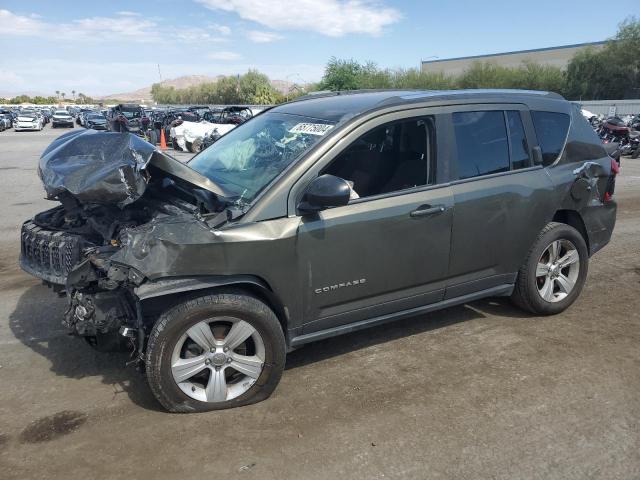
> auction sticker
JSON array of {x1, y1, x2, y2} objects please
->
[{"x1": 289, "y1": 123, "x2": 334, "y2": 136}]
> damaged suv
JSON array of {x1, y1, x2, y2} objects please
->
[{"x1": 20, "y1": 90, "x2": 617, "y2": 412}]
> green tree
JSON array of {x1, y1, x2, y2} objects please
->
[
  {"x1": 239, "y1": 70, "x2": 280, "y2": 104},
  {"x1": 215, "y1": 76, "x2": 242, "y2": 104},
  {"x1": 318, "y1": 57, "x2": 366, "y2": 90},
  {"x1": 566, "y1": 16, "x2": 640, "y2": 99}
]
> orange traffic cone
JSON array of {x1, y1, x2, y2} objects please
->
[{"x1": 160, "y1": 128, "x2": 168, "y2": 150}]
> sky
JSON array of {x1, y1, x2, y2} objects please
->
[{"x1": 0, "y1": 0, "x2": 638, "y2": 96}]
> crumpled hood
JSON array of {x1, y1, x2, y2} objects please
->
[{"x1": 38, "y1": 129, "x2": 230, "y2": 208}]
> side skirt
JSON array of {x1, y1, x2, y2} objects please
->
[{"x1": 289, "y1": 284, "x2": 514, "y2": 348}]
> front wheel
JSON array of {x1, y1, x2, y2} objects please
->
[
  {"x1": 146, "y1": 292, "x2": 286, "y2": 412},
  {"x1": 511, "y1": 222, "x2": 588, "y2": 315}
]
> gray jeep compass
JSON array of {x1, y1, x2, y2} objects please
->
[{"x1": 20, "y1": 90, "x2": 617, "y2": 412}]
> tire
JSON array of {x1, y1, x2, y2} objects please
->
[
  {"x1": 632, "y1": 148, "x2": 639, "y2": 160},
  {"x1": 146, "y1": 292, "x2": 286, "y2": 413},
  {"x1": 511, "y1": 222, "x2": 588, "y2": 315}
]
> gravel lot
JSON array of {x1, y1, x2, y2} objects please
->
[{"x1": 1, "y1": 126, "x2": 639, "y2": 479}]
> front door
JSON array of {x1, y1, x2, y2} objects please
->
[{"x1": 293, "y1": 114, "x2": 454, "y2": 333}]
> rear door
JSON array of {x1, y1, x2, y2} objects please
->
[{"x1": 445, "y1": 105, "x2": 556, "y2": 298}]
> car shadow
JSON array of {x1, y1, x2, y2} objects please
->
[
  {"x1": 9, "y1": 284, "x2": 163, "y2": 412},
  {"x1": 10, "y1": 284, "x2": 532, "y2": 410},
  {"x1": 286, "y1": 301, "x2": 491, "y2": 370}
]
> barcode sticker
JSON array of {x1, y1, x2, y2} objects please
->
[{"x1": 289, "y1": 123, "x2": 334, "y2": 136}]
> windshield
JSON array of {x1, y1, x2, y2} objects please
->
[
  {"x1": 121, "y1": 110, "x2": 141, "y2": 119},
  {"x1": 54, "y1": 111, "x2": 68, "y2": 115},
  {"x1": 188, "y1": 112, "x2": 335, "y2": 204}
]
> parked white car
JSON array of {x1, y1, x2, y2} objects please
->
[
  {"x1": 14, "y1": 114, "x2": 44, "y2": 131},
  {"x1": 170, "y1": 120, "x2": 236, "y2": 152},
  {"x1": 52, "y1": 110, "x2": 74, "y2": 128}
]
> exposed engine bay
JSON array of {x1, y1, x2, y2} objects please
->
[{"x1": 20, "y1": 129, "x2": 237, "y2": 351}]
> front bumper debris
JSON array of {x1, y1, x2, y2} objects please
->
[{"x1": 20, "y1": 220, "x2": 85, "y2": 285}]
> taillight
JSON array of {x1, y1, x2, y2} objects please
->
[
  {"x1": 610, "y1": 157, "x2": 620, "y2": 175},
  {"x1": 604, "y1": 157, "x2": 619, "y2": 203}
]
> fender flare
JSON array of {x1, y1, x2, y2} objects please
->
[{"x1": 134, "y1": 275, "x2": 289, "y2": 332}]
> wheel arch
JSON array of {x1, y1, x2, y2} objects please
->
[
  {"x1": 552, "y1": 209, "x2": 590, "y2": 253},
  {"x1": 135, "y1": 275, "x2": 290, "y2": 341}
]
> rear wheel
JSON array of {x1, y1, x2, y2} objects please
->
[
  {"x1": 511, "y1": 222, "x2": 588, "y2": 315},
  {"x1": 146, "y1": 292, "x2": 286, "y2": 412}
]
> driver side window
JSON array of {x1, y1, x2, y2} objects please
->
[{"x1": 322, "y1": 116, "x2": 436, "y2": 199}]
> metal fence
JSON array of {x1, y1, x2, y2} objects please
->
[{"x1": 575, "y1": 99, "x2": 640, "y2": 116}]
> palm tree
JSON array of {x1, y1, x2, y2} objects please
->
[
  {"x1": 71, "y1": 90, "x2": 76, "y2": 100},
  {"x1": 55, "y1": 90, "x2": 60, "y2": 100},
  {"x1": 61, "y1": 92, "x2": 66, "y2": 102}
]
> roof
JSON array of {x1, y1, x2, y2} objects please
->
[
  {"x1": 272, "y1": 89, "x2": 565, "y2": 123},
  {"x1": 422, "y1": 41, "x2": 607, "y2": 64}
]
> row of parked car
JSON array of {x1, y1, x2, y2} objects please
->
[
  {"x1": 0, "y1": 105, "x2": 113, "y2": 133},
  {"x1": 99, "y1": 103, "x2": 258, "y2": 152},
  {"x1": 0, "y1": 107, "x2": 51, "y2": 131},
  {"x1": 1, "y1": 103, "x2": 259, "y2": 153}
]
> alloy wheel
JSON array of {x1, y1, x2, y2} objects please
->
[
  {"x1": 171, "y1": 317, "x2": 265, "y2": 403},
  {"x1": 536, "y1": 239, "x2": 580, "y2": 303}
]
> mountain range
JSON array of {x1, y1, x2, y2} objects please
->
[
  {"x1": 97, "y1": 75, "x2": 296, "y2": 102},
  {"x1": 1, "y1": 75, "x2": 297, "y2": 102}
]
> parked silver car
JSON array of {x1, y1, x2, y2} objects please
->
[{"x1": 52, "y1": 110, "x2": 74, "y2": 128}]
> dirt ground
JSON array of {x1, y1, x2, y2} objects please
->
[{"x1": 0, "y1": 126, "x2": 639, "y2": 480}]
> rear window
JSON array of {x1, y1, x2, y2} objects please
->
[
  {"x1": 531, "y1": 111, "x2": 570, "y2": 165},
  {"x1": 453, "y1": 111, "x2": 510, "y2": 179}
]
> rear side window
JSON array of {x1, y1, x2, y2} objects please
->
[
  {"x1": 453, "y1": 111, "x2": 509, "y2": 179},
  {"x1": 531, "y1": 111, "x2": 570, "y2": 165},
  {"x1": 506, "y1": 111, "x2": 531, "y2": 170}
]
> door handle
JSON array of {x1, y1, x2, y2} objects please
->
[{"x1": 409, "y1": 204, "x2": 446, "y2": 218}]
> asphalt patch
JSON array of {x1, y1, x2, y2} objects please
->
[{"x1": 19, "y1": 411, "x2": 87, "y2": 444}]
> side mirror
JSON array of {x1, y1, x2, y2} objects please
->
[
  {"x1": 532, "y1": 146, "x2": 543, "y2": 165},
  {"x1": 298, "y1": 174, "x2": 351, "y2": 215}
]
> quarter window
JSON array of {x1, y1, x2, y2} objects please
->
[
  {"x1": 531, "y1": 111, "x2": 570, "y2": 165},
  {"x1": 322, "y1": 117, "x2": 436, "y2": 199},
  {"x1": 453, "y1": 111, "x2": 509, "y2": 179}
]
